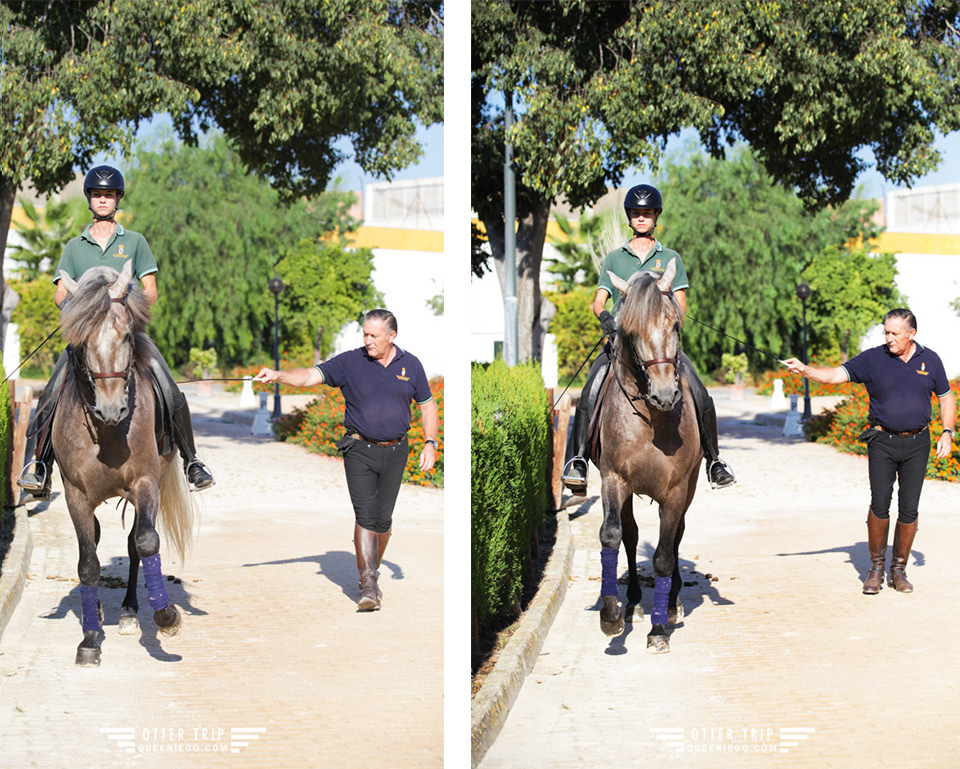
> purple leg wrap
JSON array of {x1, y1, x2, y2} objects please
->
[
  {"x1": 600, "y1": 546, "x2": 619, "y2": 596},
  {"x1": 142, "y1": 554, "x2": 169, "y2": 612},
  {"x1": 651, "y1": 576, "x2": 671, "y2": 626},
  {"x1": 80, "y1": 584, "x2": 100, "y2": 633}
]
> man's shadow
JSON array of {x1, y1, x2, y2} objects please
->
[
  {"x1": 243, "y1": 552, "x2": 404, "y2": 601},
  {"x1": 776, "y1": 540, "x2": 925, "y2": 582},
  {"x1": 42, "y1": 556, "x2": 208, "y2": 663}
]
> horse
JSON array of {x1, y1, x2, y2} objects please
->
[
  {"x1": 52, "y1": 261, "x2": 196, "y2": 666},
  {"x1": 595, "y1": 259, "x2": 703, "y2": 653}
]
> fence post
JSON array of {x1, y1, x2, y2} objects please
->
[
  {"x1": 10, "y1": 386, "x2": 33, "y2": 506},
  {"x1": 549, "y1": 393, "x2": 572, "y2": 511}
]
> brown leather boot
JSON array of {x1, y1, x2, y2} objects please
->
[
  {"x1": 863, "y1": 508, "x2": 890, "y2": 595},
  {"x1": 356, "y1": 526, "x2": 381, "y2": 611},
  {"x1": 889, "y1": 520, "x2": 918, "y2": 593}
]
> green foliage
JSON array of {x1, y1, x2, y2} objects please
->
[
  {"x1": 544, "y1": 212, "x2": 602, "y2": 291},
  {"x1": 124, "y1": 135, "x2": 361, "y2": 367},
  {"x1": 656, "y1": 146, "x2": 884, "y2": 373},
  {"x1": 274, "y1": 239, "x2": 384, "y2": 362},
  {"x1": 8, "y1": 278, "x2": 63, "y2": 377},
  {"x1": 8, "y1": 196, "x2": 90, "y2": 280},
  {"x1": 544, "y1": 286, "x2": 599, "y2": 384},
  {"x1": 802, "y1": 245, "x2": 906, "y2": 361},
  {"x1": 189, "y1": 348, "x2": 218, "y2": 378},
  {"x1": 472, "y1": 361, "x2": 550, "y2": 626},
  {"x1": 0, "y1": 377, "x2": 10, "y2": 506},
  {"x1": 721, "y1": 353, "x2": 749, "y2": 385}
]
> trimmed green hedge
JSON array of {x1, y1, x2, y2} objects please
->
[
  {"x1": 0, "y1": 375, "x2": 11, "y2": 506},
  {"x1": 471, "y1": 361, "x2": 550, "y2": 626}
]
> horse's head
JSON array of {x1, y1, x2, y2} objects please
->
[
  {"x1": 59, "y1": 261, "x2": 149, "y2": 424},
  {"x1": 609, "y1": 259, "x2": 683, "y2": 412}
]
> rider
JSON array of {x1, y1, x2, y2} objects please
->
[
  {"x1": 561, "y1": 183, "x2": 736, "y2": 494},
  {"x1": 17, "y1": 165, "x2": 215, "y2": 499}
]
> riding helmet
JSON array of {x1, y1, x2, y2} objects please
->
[
  {"x1": 83, "y1": 165, "x2": 125, "y2": 202},
  {"x1": 623, "y1": 184, "x2": 662, "y2": 215}
]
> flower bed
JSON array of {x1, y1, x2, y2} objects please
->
[
  {"x1": 754, "y1": 357, "x2": 857, "y2": 398},
  {"x1": 805, "y1": 379, "x2": 960, "y2": 482},
  {"x1": 273, "y1": 377, "x2": 444, "y2": 488}
]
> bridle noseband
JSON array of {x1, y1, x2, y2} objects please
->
[{"x1": 70, "y1": 297, "x2": 134, "y2": 413}]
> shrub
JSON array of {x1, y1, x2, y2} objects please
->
[
  {"x1": 754, "y1": 355, "x2": 857, "y2": 397},
  {"x1": 9, "y1": 278, "x2": 63, "y2": 377},
  {"x1": 471, "y1": 361, "x2": 550, "y2": 626},
  {"x1": 0, "y1": 376, "x2": 10, "y2": 505},
  {"x1": 272, "y1": 377, "x2": 444, "y2": 488},
  {"x1": 805, "y1": 379, "x2": 960, "y2": 481}
]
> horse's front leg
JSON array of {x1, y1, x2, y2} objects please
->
[
  {"x1": 621, "y1": 496, "x2": 644, "y2": 621},
  {"x1": 598, "y1": 478, "x2": 629, "y2": 636},
  {"x1": 132, "y1": 480, "x2": 181, "y2": 637},
  {"x1": 647, "y1": 495, "x2": 686, "y2": 654},
  {"x1": 64, "y1": 487, "x2": 102, "y2": 667},
  {"x1": 668, "y1": 515, "x2": 686, "y2": 626},
  {"x1": 118, "y1": 522, "x2": 141, "y2": 635}
]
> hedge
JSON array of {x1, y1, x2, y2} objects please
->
[
  {"x1": 0, "y1": 375, "x2": 9, "y2": 506},
  {"x1": 471, "y1": 361, "x2": 550, "y2": 626},
  {"x1": 272, "y1": 377, "x2": 444, "y2": 488},
  {"x1": 805, "y1": 378, "x2": 960, "y2": 482}
]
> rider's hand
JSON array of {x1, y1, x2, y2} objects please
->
[
  {"x1": 252, "y1": 368, "x2": 277, "y2": 383},
  {"x1": 598, "y1": 310, "x2": 617, "y2": 339}
]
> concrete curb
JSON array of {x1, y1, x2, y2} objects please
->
[
  {"x1": 471, "y1": 506, "x2": 575, "y2": 768},
  {"x1": 0, "y1": 506, "x2": 33, "y2": 646}
]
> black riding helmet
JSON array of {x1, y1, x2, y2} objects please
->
[
  {"x1": 84, "y1": 165, "x2": 124, "y2": 220},
  {"x1": 623, "y1": 184, "x2": 662, "y2": 215}
]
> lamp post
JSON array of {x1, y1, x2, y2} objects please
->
[
  {"x1": 268, "y1": 276, "x2": 285, "y2": 419},
  {"x1": 796, "y1": 281, "x2": 813, "y2": 420}
]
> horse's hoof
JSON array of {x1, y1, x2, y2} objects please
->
[
  {"x1": 646, "y1": 633, "x2": 670, "y2": 654},
  {"x1": 599, "y1": 596, "x2": 623, "y2": 635},
  {"x1": 668, "y1": 600, "x2": 684, "y2": 625},
  {"x1": 155, "y1": 606, "x2": 182, "y2": 637},
  {"x1": 75, "y1": 644, "x2": 101, "y2": 667},
  {"x1": 118, "y1": 611, "x2": 140, "y2": 636},
  {"x1": 624, "y1": 602, "x2": 644, "y2": 623}
]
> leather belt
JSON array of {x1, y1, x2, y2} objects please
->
[
  {"x1": 349, "y1": 432, "x2": 403, "y2": 446},
  {"x1": 876, "y1": 424, "x2": 928, "y2": 437}
]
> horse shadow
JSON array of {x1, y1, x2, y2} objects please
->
[
  {"x1": 242, "y1": 551, "x2": 404, "y2": 603},
  {"x1": 776, "y1": 541, "x2": 925, "y2": 582},
  {"x1": 582, "y1": 543, "x2": 734, "y2": 655},
  {"x1": 41, "y1": 556, "x2": 207, "y2": 663}
]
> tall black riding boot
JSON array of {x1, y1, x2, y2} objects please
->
[
  {"x1": 172, "y1": 400, "x2": 215, "y2": 491},
  {"x1": 17, "y1": 349, "x2": 71, "y2": 499},
  {"x1": 862, "y1": 508, "x2": 889, "y2": 595},
  {"x1": 561, "y1": 353, "x2": 610, "y2": 495},
  {"x1": 681, "y1": 354, "x2": 735, "y2": 489}
]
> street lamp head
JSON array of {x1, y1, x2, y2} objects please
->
[
  {"x1": 795, "y1": 281, "x2": 812, "y2": 301},
  {"x1": 268, "y1": 276, "x2": 285, "y2": 296}
]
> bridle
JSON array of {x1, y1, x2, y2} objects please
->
[
  {"x1": 612, "y1": 289, "x2": 682, "y2": 405},
  {"x1": 70, "y1": 297, "x2": 134, "y2": 414}
]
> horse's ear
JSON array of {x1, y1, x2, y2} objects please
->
[
  {"x1": 59, "y1": 271, "x2": 79, "y2": 295},
  {"x1": 608, "y1": 271, "x2": 629, "y2": 295},
  {"x1": 656, "y1": 259, "x2": 678, "y2": 293},
  {"x1": 109, "y1": 260, "x2": 134, "y2": 299}
]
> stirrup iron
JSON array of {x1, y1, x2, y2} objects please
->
[{"x1": 17, "y1": 461, "x2": 49, "y2": 493}]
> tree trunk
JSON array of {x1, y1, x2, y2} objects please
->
[
  {"x1": 484, "y1": 200, "x2": 553, "y2": 363},
  {"x1": 0, "y1": 184, "x2": 18, "y2": 354}
]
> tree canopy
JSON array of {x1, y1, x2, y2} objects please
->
[
  {"x1": 472, "y1": 0, "x2": 960, "y2": 362},
  {"x1": 124, "y1": 134, "x2": 361, "y2": 366},
  {"x1": 0, "y1": 0, "x2": 443, "y2": 347}
]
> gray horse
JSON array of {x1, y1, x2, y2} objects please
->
[
  {"x1": 54, "y1": 261, "x2": 196, "y2": 666},
  {"x1": 596, "y1": 259, "x2": 702, "y2": 653}
]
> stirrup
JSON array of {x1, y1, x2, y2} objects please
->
[
  {"x1": 186, "y1": 461, "x2": 216, "y2": 492},
  {"x1": 707, "y1": 459, "x2": 736, "y2": 489},
  {"x1": 561, "y1": 456, "x2": 588, "y2": 495},
  {"x1": 17, "y1": 461, "x2": 49, "y2": 494}
]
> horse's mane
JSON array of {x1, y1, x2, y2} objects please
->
[
  {"x1": 59, "y1": 266, "x2": 151, "y2": 346},
  {"x1": 615, "y1": 270, "x2": 682, "y2": 342}
]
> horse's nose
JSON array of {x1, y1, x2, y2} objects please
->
[
  {"x1": 648, "y1": 386, "x2": 681, "y2": 412},
  {"x1": 94, "y1": 403, "x2": 128, "y2": 425}
]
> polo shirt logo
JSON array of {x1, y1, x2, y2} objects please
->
[
  {"x1": 397, "y1": 366, "x2": 410, "y2": 381},
  {"x1": 655, "y1": 259, "x2": 662, "y2": 269},
  {"x1": 916, "y1": 362, "x2": 929, "y2": 376},
  {"x1": 118, "y1": 245, "x2": 124, "y2": 255}
]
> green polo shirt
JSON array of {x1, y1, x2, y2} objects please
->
[
  {"x1": 596, "y1": 240, "x2": 689, "y2": 307},
  {"x1": 53, "y1": 223, "x2": 159, "y2": 283}
]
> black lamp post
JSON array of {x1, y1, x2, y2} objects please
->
[
  {"x1": 796, "y1": 281, "x2": 813, "y2": 420},
  {"x1": 268, "y1": 276, "x2": 285, "y2": 419}
]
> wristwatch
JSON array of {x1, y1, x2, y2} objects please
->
[
  {"x1": 425, "y1": 439, "x2": 439, "y2": 448},
  {"x1": 943, "y1": 428, "x2": 954, "y2": 439}
]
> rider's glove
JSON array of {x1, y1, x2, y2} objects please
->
[{"x1": 598, "y1": 310, "x2": 618, "y2": 339}]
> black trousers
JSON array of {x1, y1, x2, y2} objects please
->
[
  {"x1": 342, "y1": 436, "x2": 409, "y2": 533},
  {"x1": 867, "y1": 429, "x2": 930, "y2": 524}
]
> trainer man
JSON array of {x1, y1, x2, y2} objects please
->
[
  {"x1": 254, "y1": 309, "x2": 439, "y2": 612},
  {"x1": 784, "y1": 308, "x2": 955, "y2": 594}
]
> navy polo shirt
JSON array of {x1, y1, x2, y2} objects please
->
[
  {"x1": 842, "y1": 343, "x2": 950, "y2": 433},
  {"x1": 316, "y1": 346, "x2": 433, "y2": 442}
]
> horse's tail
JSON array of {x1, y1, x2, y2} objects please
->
[
  {"x1": 158, "y1": 460, "x2": 199, "y2": 564},
  {"x1": 589, "y1": 208, "x2": 632, "y2": 277}
]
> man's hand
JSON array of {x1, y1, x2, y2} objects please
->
[
  {"x1": 253, "y1": 368, "x2": 279, "y2": 383},
  {"x1": 598, "y1": 310, "x2": 617, "y2": 339},
  {"x1": 419, "y1": 441, "x2": 437, "y2": 472},
  {"x1": 937, "y1": 431, "x2": 953, "y2": 459},
  {"x1": 782, "y1": 357, "x2": 806, "y2": 376}
]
